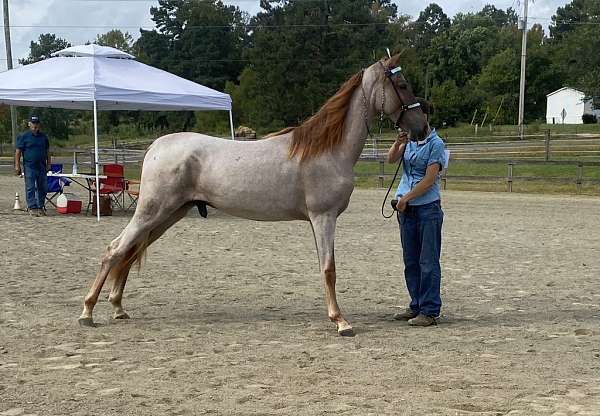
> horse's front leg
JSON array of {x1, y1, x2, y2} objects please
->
[{"x1": 309, "y1": 213, "x2": 354, "y2": 336}]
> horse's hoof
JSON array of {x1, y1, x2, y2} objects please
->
[
  {"x1": 78, "y1": 317, "x2": 96, "y2": 328},
  {"x1": 337, "y1": 325, "x2": 355, "y2": 337},
  {"x1": 113, "y1": 312, "x2": 130, "y2": 320}
]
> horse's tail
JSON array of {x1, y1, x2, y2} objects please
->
[{"x1": 131, "y1": 234, "x2": 150, "y2": 272}]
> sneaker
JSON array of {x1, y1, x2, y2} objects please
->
[
  {"x1": 408, "y1": 314, "x2": 437, "y2": 327},
  {"x1": 28, "y1": 208, "x2": 39, "y2": 217},
  {"x1": 393, "y1": 308, "x2": 418, "y2": 321},
  {"x1": 39, "y1": 208, "x2": 47, "y2": 216}
]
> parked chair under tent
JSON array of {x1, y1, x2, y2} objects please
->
[
  {"x1": 87, "y1": 163, "x2": 126, "y2": 213},
  {"x1": 45, "y1": 163, "x2": 70, "y2": 208}
]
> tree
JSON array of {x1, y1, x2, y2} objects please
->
[
  {"x1": 551, "y1": 1, "x2": 600, "y2": 100},
  {"x1": 549, "y1": 0, "x2": 587, "y2": 41},
  {"x1": 477, "y1": 5, "x2": 517, "y2": 27},
  {"x1": 19, "y1": 33, "x2": 71, "y2": 65},
  {"x1": 429, "y1": 80, "x2": 464, "y2": 127},
  {"x1": 138, "y1": 0, "x2": 248, "y2": 91},
  {"x1": 238, "y1": 0, "x2": 398, "y2": 129},
  {"x1": 95, "y1": 30, "x2": 134, "y2": 53},
  {"x1": 413, "y1": 3, "x2": 450, "y2": 51},
  {"x1": 134, "y1": 0, "x2": 249, "y2": 133}
]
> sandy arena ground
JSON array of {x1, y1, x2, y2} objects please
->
[{"x1": 1, "y1": 174, "x2": 599, "y2": 416}]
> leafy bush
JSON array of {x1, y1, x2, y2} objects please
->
[{"x1": 582, "y1": 114, "x2": 597, "y2": 124}]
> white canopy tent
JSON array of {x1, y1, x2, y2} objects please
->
[{"x1": 0, "y1": 44, "x2": 234, "y2": 220}]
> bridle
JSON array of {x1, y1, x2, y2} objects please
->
[
  {"x1": 359, "y1": 61, "x2": 424, "y2": 219},
  {"x1": 380, "y1": 61, "x2": 422, "y2": 130}
]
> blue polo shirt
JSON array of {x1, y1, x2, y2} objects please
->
[
  {"x1": 395, "y1": 129, "x2": 446, "y2": 206},
  {"x1": 16, "y1": 131, "x2": 49, "y2": 165}
]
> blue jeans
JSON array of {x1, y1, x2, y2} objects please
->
[
  {"x1": 24, "y1": 163, "x2": 48, "y2": 210},
  {"x1": 398, "y1": 200, "x2": 443, "y2": 317}
]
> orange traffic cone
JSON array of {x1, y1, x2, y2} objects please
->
[{"x1": 13, "y1": 192, "x2": 23, "y2": 211}]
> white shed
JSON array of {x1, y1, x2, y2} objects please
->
[{"x1": 546, "y1": 87, "x2": 597, "y2": 124}]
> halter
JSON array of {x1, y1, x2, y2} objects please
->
[
  {"x1": 360, "y1": 62, "x2": 422, "y2": 219},
  {"x1": 379, "y1": 61, "x2": 422, "y2": 129}
]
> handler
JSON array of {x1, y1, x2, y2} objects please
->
[
  {"x1": 15, "y1": 116, "x2": 51, "y2": 216},
  {"x1": 387, "y1": 102, "x2": 446, "y2": 327}
]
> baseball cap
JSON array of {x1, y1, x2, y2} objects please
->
[{"x1": 29, "y1": 115, "x2": 40, "y2": 124}]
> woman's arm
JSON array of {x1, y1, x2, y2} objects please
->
[{"x1": 395, "y1": 163, "x2": 441, "y2": 212}]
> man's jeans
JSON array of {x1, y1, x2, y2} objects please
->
[
  {"x1": 398, "y1": 200, "x2": 443, "y2": 317},
  {"x1": 24, "y1": 163, "x2": 48, "y2": 210}
]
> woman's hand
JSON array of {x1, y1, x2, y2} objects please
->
[
  {"x1": 395, "y1": 131, "x2": 409, "y2": 145},
  {"x1": 388, "y1": 131, "x2": 409, "y2": 164},
  {"x1": 395, "y1": 197, "x2": 408, "y2": 213}
]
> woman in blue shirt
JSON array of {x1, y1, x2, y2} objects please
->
[{"x1": 388, "y1": 108, "x2": 446, "y2": 327}]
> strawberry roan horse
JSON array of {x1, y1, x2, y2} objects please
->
[{"x1": 78, "y1": 55, "x2": 428, "y2": 336}]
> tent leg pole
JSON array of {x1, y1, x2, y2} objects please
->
[
  {"x1": 229, "y1": 110, "x2": 235, "y2": 140},
  {"x1": 94, "y1": 100, "x2": 101, "y2": 222}
]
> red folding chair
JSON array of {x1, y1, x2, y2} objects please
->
[{"x1": 88, "y1": 163, "x2": 125, "y2": 212}]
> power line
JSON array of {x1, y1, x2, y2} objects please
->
[
  {"x1": 2, "y1": 21, "x2": 400, "y2": 29},
  {"x1": 2, "y1": 18, "x2": 600, "y2": 31}
]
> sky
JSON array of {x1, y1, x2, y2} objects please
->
[{"x1": 1, "y1": 0, "x2": 574, "y2": 71}]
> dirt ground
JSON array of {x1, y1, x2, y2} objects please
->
[{"x1": 1, "y1": 174, "x2": 599, "y2": 416}]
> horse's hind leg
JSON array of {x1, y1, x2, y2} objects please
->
[
  {"x1": 79, "y1": 201, "x2": 183, "y2": 327},
  {"x1": 78, "y1": 226, "x2": 139, "y2": 327},
  {"x1": 108, "y1": 204, "x2": 192, "y2": 320},
  {"x1": 309, "y1": 212, "x2": 354, "y2": 336},
  {"x1": 108, "y1": 255, "x2": 134, "y2": 320}
]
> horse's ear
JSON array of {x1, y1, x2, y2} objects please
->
[{"x1": 387, "y1": 53, "x2": 402, "y2": 67}]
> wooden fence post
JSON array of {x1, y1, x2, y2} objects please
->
[
  {"x1": 576, "y1": 162, "x2": 583, "y2": 194},
  {"x1": 378, "y1": 160, "x2": 384, "y2": 188},
  {"x1": 544, "y1": 130, "x2": 550, "y2": 161},
  {"x1": 507, "y1": 162, "x2": 514, "y2": 192}
]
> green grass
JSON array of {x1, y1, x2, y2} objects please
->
[
  {"x1": 348, "y1": 160, "x2": 600, "y2": 180},
  {"x1": 436, "y1": 122, "x2": 600, "y2": 143},
  {"x1": 353, "y1": 160, "x2": 600, "y2": 196}
]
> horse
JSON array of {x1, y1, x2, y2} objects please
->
[{"x1": 78, "y1": 54, "x2": 428, "y2": 336}]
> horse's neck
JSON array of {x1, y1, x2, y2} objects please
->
[{"x1": 337, "y1": 87, "x2": 375, "y2": 166}]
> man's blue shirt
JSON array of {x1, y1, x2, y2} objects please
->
[
  {"x1": 395, "y1": 128, "x2": 446, "y2": 206},
  {"x1": 16, "y1": 131, "x2": 49, "y2": 165}
]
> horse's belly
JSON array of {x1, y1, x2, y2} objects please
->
[{"x1": 215, "y1": 206, "x2": 306, "y2": 222}]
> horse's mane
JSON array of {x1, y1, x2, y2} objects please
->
[{"x1": 266, "y1": 71, "x2": 364, "y2": 161}]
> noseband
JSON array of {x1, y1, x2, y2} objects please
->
[{"x1": 380, "y1": 62, "x2": 421, "y2": 129}]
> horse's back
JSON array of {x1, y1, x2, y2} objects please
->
[{"x1": 140, "y1": 132, "x2": 308, "y2": 220}]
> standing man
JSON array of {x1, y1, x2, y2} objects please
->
[{"x1": 15, "y1": 116, "x2": 51, "y2": 216}]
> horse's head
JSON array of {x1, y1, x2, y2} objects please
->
[{"x1": 364, "y1": 54, "x2": 429, "y2": 141}]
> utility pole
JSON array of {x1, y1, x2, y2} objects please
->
[
  {"x1": 518, "y1": 0, "x2": 529, "y2": 139},
  {"x1": 3, "y1": 0, "x2": 17, "y2": 151}
]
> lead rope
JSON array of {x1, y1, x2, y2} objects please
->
[
  {"x1": 378, "y1": 77, "x2": 405, "y2": 219},
  {"x1": 381, "y1": 155, "x2": 403, "y2": 219}
]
